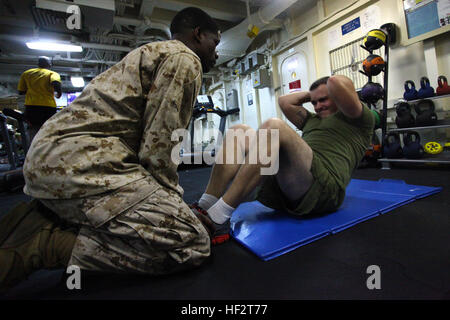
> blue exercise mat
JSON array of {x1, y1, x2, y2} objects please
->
[{"x1": 230, "y1": 179, "x2": 442, "y2": 261}]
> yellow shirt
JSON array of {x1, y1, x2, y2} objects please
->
[{"x1": 18, "y1": 68, "x2": 61, "y2": 107}]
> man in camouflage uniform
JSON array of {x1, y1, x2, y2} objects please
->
[{"x1": 0, "y1": 7, "x2": 220, "y2": 291}]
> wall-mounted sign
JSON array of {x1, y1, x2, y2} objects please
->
[
  {"x1": 289, "y1": 79, "x2": 301, "y2": 90},
  {"x1": 341, "y1": 17, "x2": 361, "y2": 35},
  {"x1": 247, "y1": 93, "x2": 253, "y2": 106}
]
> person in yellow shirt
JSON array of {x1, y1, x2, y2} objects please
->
[{"x1": 17, "y1": 56, "x2": 62, "y2": 140}]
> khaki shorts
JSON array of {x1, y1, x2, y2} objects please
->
[{"x1": 255, "y1": 153, "x2": 345, "y2": 216}]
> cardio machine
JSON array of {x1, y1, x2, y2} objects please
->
[
  {"x1": 180, "y1": 95, "x2": 239, "y2": 164},
  {"x1": 0, "y1": 108, "x2": 30, "y2": 191}
]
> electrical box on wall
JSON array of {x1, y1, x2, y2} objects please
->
[
  {"x1": 248, "y1": 53, "x2": 265, "y2": 70},
  {"x1": 244, "y1": 59, "x2": 252, "y2": 74},
  {"x1": 238, "y1": 61, "x2": 250, "y2": 75},
  {"x1": 226, "y1": 89, "x2": 239, "y2": 110},
  {"x1": 252, "y1": 69, "x2": 270, "y2": 89}
]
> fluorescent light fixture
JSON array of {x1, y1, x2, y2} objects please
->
[
  {"x1": 26, "y1": 41, "x2": 82, "y2": 52},
  {"x1": 71, "y1": 76, "x2": 85, "y2": 87}
]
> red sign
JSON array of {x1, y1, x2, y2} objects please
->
[{"x1": 289, "y1": 79, "x2": 301, "y2": 90}]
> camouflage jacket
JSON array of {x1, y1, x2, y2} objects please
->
[{"x1": 23, "y1": 40, "x2": 202, "y2": 199}]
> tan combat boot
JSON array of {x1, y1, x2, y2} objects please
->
[{"x1": 0, "y1": 200, "x2": 77, "y2": 293}]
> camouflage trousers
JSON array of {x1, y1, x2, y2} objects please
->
[{"x1": 40, "y1": 177, "x2": 211, "y2": 275}]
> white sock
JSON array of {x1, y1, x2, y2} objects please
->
[
  {"x1": 207, "y1": 197, "x2": 235, "y2": 224},
  {"x1": 198, "y1": 193, "x2": 219, "y2": 211}
]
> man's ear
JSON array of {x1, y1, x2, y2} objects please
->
[{"x1": 193, "y1": 26, "x2": 202, "y2": 43}]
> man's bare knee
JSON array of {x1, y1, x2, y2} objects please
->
[
  {"x1": 230, "y1": 123, "x2": 252, "y2": 131},
  {"x1": 259, "y1": 118, "x2": 286, "y2": 131}
]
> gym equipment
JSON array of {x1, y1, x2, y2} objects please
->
[
  {"x1": 414, "y1": 99, "x2": 437, "y2": 126},
  {"x1": 363, "y1": 29, "x2": 386, "y2": 51},
  {"x1": 0, "y1": 168, "x2": 25, "y2": 192},
  {"x1": 182, "y1": 95, "x2": 239, "y2": 162},
  {"x1": 0, "y1": 112, "x2": 20, "y2": 170},
  {"x1": 417, "y1": 77, "x2": 435, "y2": 99},
  {"x1": 382, "y1": 132, "x2": 403, "y2": 158},
  {"x1": 2, "y1": 108, "x2": 30, "y2": 155},
  {"x1": 424, "y1": 141, "x2": 443, "y2": 155},
  {"x1": 402, "y1": 131, "x2": 424, "y2": 159},
  {"x1": 0, "y1": 110, "x2": 27, "y2": 192},
  {"x1": 403, "y1": 80, "x2": 418, "y2": 101},
  {"x1": 230, "y1": 179, "x2": 442, "y2": 261},
  {"x1": 395, "y1": 102, "x2": 415, "y2": 128},
  {"x1": 362, "y1": 54, "x2": 385, "y2": 76},
  {"x1": 436, "y1": 76, "x2": 450, "y2": 96},
  {"x1": 360, "y1": 82, "x2": 384, "y2": 104}
]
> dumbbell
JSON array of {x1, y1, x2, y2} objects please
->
[{"x1": 424, "y1": 141, "x2": 443, "y2": 155}]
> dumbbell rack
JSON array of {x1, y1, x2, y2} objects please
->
[{"x1": 378, "y1": 93, "x2": 450, "y2": 168}]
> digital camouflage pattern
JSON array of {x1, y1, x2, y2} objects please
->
[
  {"x1": 22, "y1": 40, "x2": 210, "y2": 273},
  {"x1": 40, "y1": 177, "x2": 210, "y2": 274}
]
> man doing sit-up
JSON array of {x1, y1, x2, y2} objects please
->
[{"x1": 191, "y1": 75, "x2": 375, "y2": 244}]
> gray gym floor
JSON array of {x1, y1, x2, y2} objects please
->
[{"x1": 0, "y1": 165, "x2": 449, "y2": 300}]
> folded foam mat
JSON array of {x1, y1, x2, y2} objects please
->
[{"x1": 230, "y1": 179, "x2": 442, "y2": 261}]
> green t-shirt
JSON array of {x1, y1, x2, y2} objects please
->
[{"x1": 302, "y1": 103, "x2": 375, "y2": 190}]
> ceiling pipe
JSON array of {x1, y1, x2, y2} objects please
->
[
  {"x1": 216, "y1": 0, "x2": 297, "y2": 66},
  {"x1": 0, "y1": 53, "x2": 117, "y2": 66},
  {"x1": 113, "y1": 16, "x2": 171, "y2": 39}
]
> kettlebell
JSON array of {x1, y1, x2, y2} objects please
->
[
  {"x1": 395, "y1": 102, "x2": 415, "y2": 128},
  {"x1": 362, "y1": 54, "x2": 385, "y2": 76},
  {"x1": 402, "y1": 131, "x2": 424, "y2": 159},
  {"x1": 363, "y1": 29, "x2": 386, "y2": 51},
  {"x1": 414, "y1": 99, "x2": 437, "y2": 126},
  {"x1": 383, "y1": 132, "x2": 403, "y2": 158},
  {"x1": 403, "y1": 80, "x2": 418, "y2": 101},
  {"x1": 417, "y1": 76, "x2": 435, "y2": 99},
  {"x1": 436, "y1": 75, "x2": 450, "y2": 96},
  {"x1": 361, "y1": 82, "x2": 384, "y2": 104}
]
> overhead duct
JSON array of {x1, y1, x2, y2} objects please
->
[
  {"x1": 113, "y1": 16, "x2": 171, "y2": 40},
  {"x1": 216, "y1": 0, "x2": 297, "y2": 66}
]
